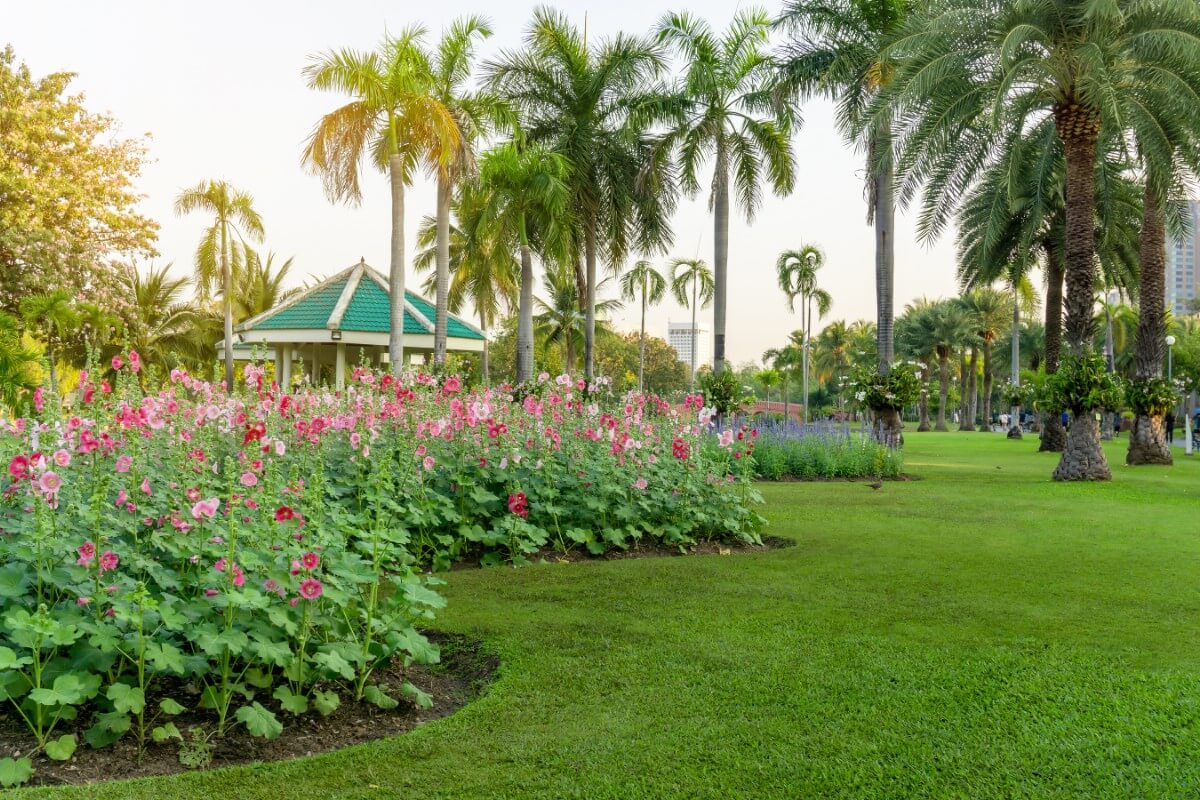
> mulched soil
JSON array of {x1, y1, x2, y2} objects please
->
[{"x1": 2, "y1": 633, "x2": 498, "y2": 788}]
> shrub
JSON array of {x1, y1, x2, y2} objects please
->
[
  {"x1": 750, "y1": 433, "x2": 902, "y2": 480},
  {"x1": 1042, "y1": 353, "x2": 1124, "y2": 413},
  {"x1": 847, "y1": 362, "x2": 924, "y2": 411},
  {"x1": 0, "y1": 360, "x2": 762, "y2": 784},
  {"x1": 1125, "y1": 377, "x2": 1179, "y2": 415}
]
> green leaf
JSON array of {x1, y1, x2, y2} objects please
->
[
  {"x1": 401, "y1": 681, "x2": 433, "y2": 710},
  {"x1": 249, "y1": 636, "x2": 292, "y2": 667},
  {"x1": 0, "y1": 566, "x2": 30, "y2": 599},
  {"x1": 158, "y1": 697, "x2": 186, "y2": 716},
  {"x1": 29, "y1": 673, "x2": 89, "y2": 706},
  {"x1": 0, "y1": 646, "x2": 32, "y2": 670},
  {"x1": 84, "y1": 717, "x2": 127, "y2": 748},
  {"x1": 45, "y1": 733, "x2": 77, "y2": 761},
  {"x1": 0, "y1": 757, "x2": 33, "y2": 788},
  {"x1": 145, "y1": 642, "x2": 186, "y2": 675},
  {"x1": 362, "y1": 685, "x2": 398, "y2": 710},
  {"x1": 272, "y1": 685, "x2": 309, "y2": 715},
  {"x1": 107, "y1": 682, "x2": 145, "y2": 714},
  {"x1": 235, "y1": 702, "x2": 282, "y2": 740},
  {"x1": 312, "y1": 689, "x2": 340, "y2": 717},
  {"x1": 244, "y1": 667, "x2": 274, "y2": 689},
  {"x1": 151, "y1": 722, "x2": 183, "y2": 743},
  {"x1": 312, "y1": 650, "x2": 355, "y2": 680}
]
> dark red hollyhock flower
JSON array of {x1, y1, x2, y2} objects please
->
[
  {"x1": 243, "y1": 421, "x2": 266, "y2": 447},
  {"x1": 275, "y1": 505, "x2": 296, "y2": 522},
  {"x1": 507, "y1": 492, "x2": 529, "y2": 519}
]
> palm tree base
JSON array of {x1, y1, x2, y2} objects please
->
[
  {"x1": 1052, "y1": 414, "x2": 1111, "y2": 481},
  {"x1": 1039, "y1": 414, "x2": 1066, "y2": 452},
  {"x1": 1006, "y1": 426, "x2": 1023, "y2": 439},
  {"x1": 1125, "y1": 414, "x2": 1173, "y2": 466},
  {"x1": 873, "y1": 407, "x2": 904, "y2": 448}
]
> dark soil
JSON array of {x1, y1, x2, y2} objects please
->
[
  {"x1": 2, "y1": 633, "x2": 498, "y2": 788},
  {"x1": 449, "y1": 534, "x2": 795, "y2": 570}
]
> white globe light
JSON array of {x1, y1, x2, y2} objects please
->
[{"x1": 1166, "y1": 335, "x2": 1177, "y2": 346}]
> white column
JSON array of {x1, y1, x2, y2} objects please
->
[
  {"x1": 335, "y1": 343, "x2": 346, "y2": 390},
  {"x1": 273, "y1": 349, "x2": 283, "y2": 388},
  {"x1": 309, "y1": 345, "x2": 319, "y2": 384},
  {"x1": 280, "y1": 346, "x2": 292, "y2": 390}
]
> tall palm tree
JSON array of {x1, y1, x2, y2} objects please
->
[
  {"x1": 656, "y1": 9, "x2": 797, "y2": 376},
  {"x1": 535, "y1": 266, "x2": 622, "y2": 372},
  {"x1": 899, "y1": 301, "x2": 971, "y2": 432},
  {"x1": 174, "y1": 180, "x2": 264, "y2": 388},
  {"x1": 235, "y1": 247, "x2": 299, "y2": 322},
  {"x1": 669, "y1": 257, "x2": 715, "y2": 383},
  {"x1": 877, "y1": 0, "x2": 1200, "y2": 479},
  {"x1": 619, "y1": 260, "x2": 668, "y2": 391},
  {"x1": 777, "y1": 245, "x2": 832, "y2": 421},
  {"x1": 478, "y1": 141, "x2": 571, "y2": 383},
  {"x1": 20, "y1": 289, "x2": 78, "y2": 392},
  {"x1": 303, "y1": 28, "x2": 461, "y2": 374},
  {"x1": 960, "y1": 288, "x2": 1010, "y2": 432},
  {"x1": 488, "y1": 8, "x2": 674, "y2": 381},
  {"x1": 416, "y1": 182, "x2": 520, "y2": 384},
  {"x1": 762, "y1": 342, "x2": 804, "y2": 420},
  {"x1": 757, "y1": 367, "x2": 781, "y2": 408},
  {"x1": 775, "y1": 0, "x2": 908, "y2": 375},
  {"x1": 427, "y1": 16, "x2": 507, "y2": 366},
  {"x1": 121, "y1": 265, "x2": 200, "y2": 376}
]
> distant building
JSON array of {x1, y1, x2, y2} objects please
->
[
  {"x1": 668, "y1": 320, "x2": 709, "y2": 373},
  {"x1": 1166, "y1": 199, "x2": 1200, "y2": 316}
]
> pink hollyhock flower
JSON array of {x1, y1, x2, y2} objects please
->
[
  {"x1": 8, "y1": 454, "x2": 29, "y2": 480},
  {"x1": 38, "y1": 471, "x2": 62, "y2": 494},
  {"x1": 115, "y1": 489, "x2": 128, "y2": 506},
  {"x1": 115, "y1": 455, "x2": 133, "y2": 473},
  {"x1": 239, "y1": 471, "x2": 258, "y2": 488},
  {"x1": 128, "y1": 350, "x2": 141, "y2": 373},
  {"x1": 140, "y1": 478, "x2": 152, "y2": 495},
  {"x1": 301, "y1": 552, "x2": 320, "y2": 570},
  {"x1": 186, "y1": 486, "x2": 201, "y2": 502},
  {"x1": 33, "y1": 387, "x2": 44, "y2": 413},
  {"x1": 205, "y1": 588, "x2": 219, "y2": 598},
  {"x1": 76, "y1": 596, "x2": 91, "y2": 606},
  {"x1": 298, "y1": 578, "x2": 323, "y2": 600},
  {"x1": 77, "y1": 541, "x2": 96, "y2": 566},
  {"x1": 53, "y1": 449, "x2": 71, "y2": 467},
  {"x1": 632, "y1": 477, "x2": 648, "y2": 491},
  {"x1": 191, "y1": 498, "x2": 219, "y2": 520},
  {"x1": 98, "y1": 550, "x2": 119, "y2": 573},
  {"x1": 274, "y1": 440, "x2": 286, "y2": 456},
  {"x1": 718, "y1": 430, "x2": 734, "y2": 447},
  {"x1": 350, "y1": 431, "x2": 361, "y2": 447},
  {"x1": 422, "y1": 456, "x2": 435, "y2": 471},
  {"x1": 415, "y1": 444, "x2": 427, "y2": 457},
  {"x1": 111, "y1": 355, "x2": 124, "y2": 371}
]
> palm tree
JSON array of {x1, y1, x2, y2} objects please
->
[
  {"x1": 535, "y1": 266, "x2": 622, "y2": 372},
  {"x1": 174, "y1": 180, "x2": 264, "y2": 388},
  {"x1": 775, "y1": 0, "x2": 908, "y2": 375},
  {"x1": 121, "y1": 265, "x2": 200, "y2": 376},
  {"x1": 898, "y1": 300, "x2": 971, "y2": 432},
  {"x1": 488, "y1": 8, "x2": 674, "y2": 381},
  {"x1": 0, "y1": 312, "x2": 39, "y2": 413},
  {"x1": 757, "y1": 367, "x2": 781, "y2": 409},
  {"x1": 427, "y1": 17, "x2": 507, "y2": 366},
  {"x1": 415, "y1": 182, "x2": 520, "y2": 384},
  {"x1": 477, "y1": 141, "x2": 571, "y2": 383},
  {"x1": 656, "y1": 9, "x2": 797, "y2": 376},
  {"x1": 669, "y1": 257, "x2": 715, "y2": 383},
  {"x1": 777, "y1": 245, "x2": 832, "y2": 421},
  {"x1": 762, "y1": 342, "x2": 804, "y2": 420},
  {"x1": 235, "y1": 247, "x2": 299, "y2": 322},
  {"x1": 619, "y1": 260, "x2": 668, "y2": 391},
  {"x1": 962, "y1": 288, "x2": 1019, "y2": 434},
  {"x1": 877, "y1": 0, "x2": 1200, "y2": 479},
  {"x1": 303, "y1": 29, "x2": 461, "y2": 374},
  {"x1": 20, "y1": 289, "x2": 78, "y2": 392}
]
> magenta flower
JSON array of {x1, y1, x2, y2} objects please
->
[
  {"x1": 140, "y1": 478, "x2": 152, "y2": 495},
  {"x1": 53, "y1": 449, "x2": 71, "y2": 467},
  {"x1": 76, "y1": 541, "x2": 96, "y2": 566},
  {"x1": 38, "y1": 471, "x2": 62, "y2": 494},
  {"x1": 301, "y1": 552, "x2": 320, "y2": 570},
  {"x1": 422, "y1": 455, "x2": 435, "y2": 471},
  {"x1": 111, "y1": 355, "x2": 124, "y2": 370},
  {"x1": 115, "y1": 455, "x2": 132, "y2": 473},
  {"x1": 239, "y1": 471, "x2": 258, "y2": 488},
  {"x1": 98, "y1": 550, "x2": 119, "y2": 573},
  {"x1": 298, "y1": 578, "x2": 323, "y2": 600}
]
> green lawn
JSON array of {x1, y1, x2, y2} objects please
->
[{"x1": 14, "y1": 434, "x2": 1200, "y2": 799}]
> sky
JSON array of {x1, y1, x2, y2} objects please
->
[{"x1": 6, "y1": 0, "x2": 959, "y2": 367}]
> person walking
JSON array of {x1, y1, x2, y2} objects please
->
[{"x1": 1166, "y1": 410, "x2": 1175, "y2": 443}]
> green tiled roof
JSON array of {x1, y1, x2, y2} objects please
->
[{"x1": 241, "y1": 264, "x2": 484, "y2": 341}]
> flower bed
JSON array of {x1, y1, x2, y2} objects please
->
[
  {"x1": 746, "y1": 421, "x2": 903, "y2": 480},
  {"x1": 0, "y1": 361, "x2": 761, "y2": 786}
]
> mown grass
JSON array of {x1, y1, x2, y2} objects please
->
[{"x1": 12, "y1": 433, "x2": 1200, "y2": 799}]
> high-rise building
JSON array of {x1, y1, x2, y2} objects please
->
[
  {"x1": 668, "y1": 321, "x2": 709, "y2": 373},
  {"x1": 1166, "y1": 199, "x2": 1200, "y2": 316}
]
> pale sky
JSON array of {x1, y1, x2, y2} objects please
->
[{"x1": 7, "y1": 0, "x2": 958, "y2": 366}]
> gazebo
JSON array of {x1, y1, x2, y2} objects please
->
[{"x1": 222, "y1": 259, "x2": 485, "y2": 389}]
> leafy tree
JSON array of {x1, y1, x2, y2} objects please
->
[
  {"x1": 777, "y1": 245, "x2": 832, "y2": 420},
  {"x1": 20, "y1": 290, "x2": 79, "y2": 392},
  {"x1": 619, "y1": 260, "x2": 668, "y2": 391},
  {"x1": 0, "y1": 46, "x2": 158, "y2": 319},
  {"x1": 762, "y1": 341, "x2": 803, "y2": 419},
  {"x1": 535, "y1": 265, "x2": 622, "y2": 374},
  {"x1": 427, "y1": 17, "x2": 507, "y2": 366},
  {"x1": 303, "y1": 29, "x2": 461, "y2": 374},
  {"x1": 594, "y1": 332, "x2": 689, "y2": 394},
  {"x1": 0, "y1": 312, "x2": 39, "y2": 412},
  {"x1": 669, "y1": 258, "x2": 715, "y2": 383},
  {"x1": 775, "y1": 0, "x2": 908, "y2": 374},
  {"x1": 877, "y1": 0, "x2": 1200, "y2": 479},
  {"x1": 416, "y1": 182, "x2": 519, "y2": 384},
  {"x1": 175, "y1": 180, "x2": 264, "y2": 389},
  {"x1": 756, "y1": 367, "x2": 782, "y2": 406},
  {"x1": 488, "y1": 8, "x2": 674, "y2": 380},
  {"x1": 656, "y1": 8, "x2": 797, "y2": 376},
  {"x1": 477, "y1": 141, "x2": 571, "y2": 382}
]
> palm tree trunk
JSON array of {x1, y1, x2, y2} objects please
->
[
  {"x1": 690, "y1": 279, "x2": 698, "y2": 385},
  {"x1": 980, "y1": 339, "x2": 992, "y2": 432},
  {"x1": 47, "y1": 340, "x2": 58, "y2": 395},
  {"x1": 961, "y1": 348, "x2": 978, "y2": 431},
  {"x1": 803, "y1": 294, "x2": 812, "y2": 423},
  {"x1": 638, "y1": 286, "x2": 646, "y2": 391},
  {"x1": 516, "y1": 242, "x2": 534, "y2": 384},
  {"x1": 1127, "y1": 184, "x2": 1172, "y2": 465},
  {"x1": 388, "y1": 154, "x2": 406, "y2": 376},
  {"x1": 958, "y1": 352, "x2": 969, "y2": 430},
  {"x1": 221, "y1": 221, "x2": 234, "y2": 389},
  {"x1": 1101, "y1": 306, "x2": 1115, "y2": 441},
  {"x1": 1008, "y1": 295, "x2": 1022, "y2": 439},
  {"x1": 1052, "y1": 110, "x2": 1109, "y2": 480},
  {"x1": 873, "y1": 140, "x2": 895, "y2": 375},
  {"x1": 917, "y1": 386, "x2": 931, "y2": 432},
  {"x1": 479, "y1": 311, "x2": 490, "y2": 386},
  {"x1": 936, "y1": 353, "x2": 949, "y2": 431},
  {"x1": 713, "y1": 148, "x2": 729, "y2": 375},
  {"x1": 433, "y1": 174, "x2": 452, "y2": 367},
  {"x1": 1040, "y1": 245, "x2": 1066, "y2": 452},
  {"x1": 584, "y1": 222, "x2": 597, "y2": 382}
]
